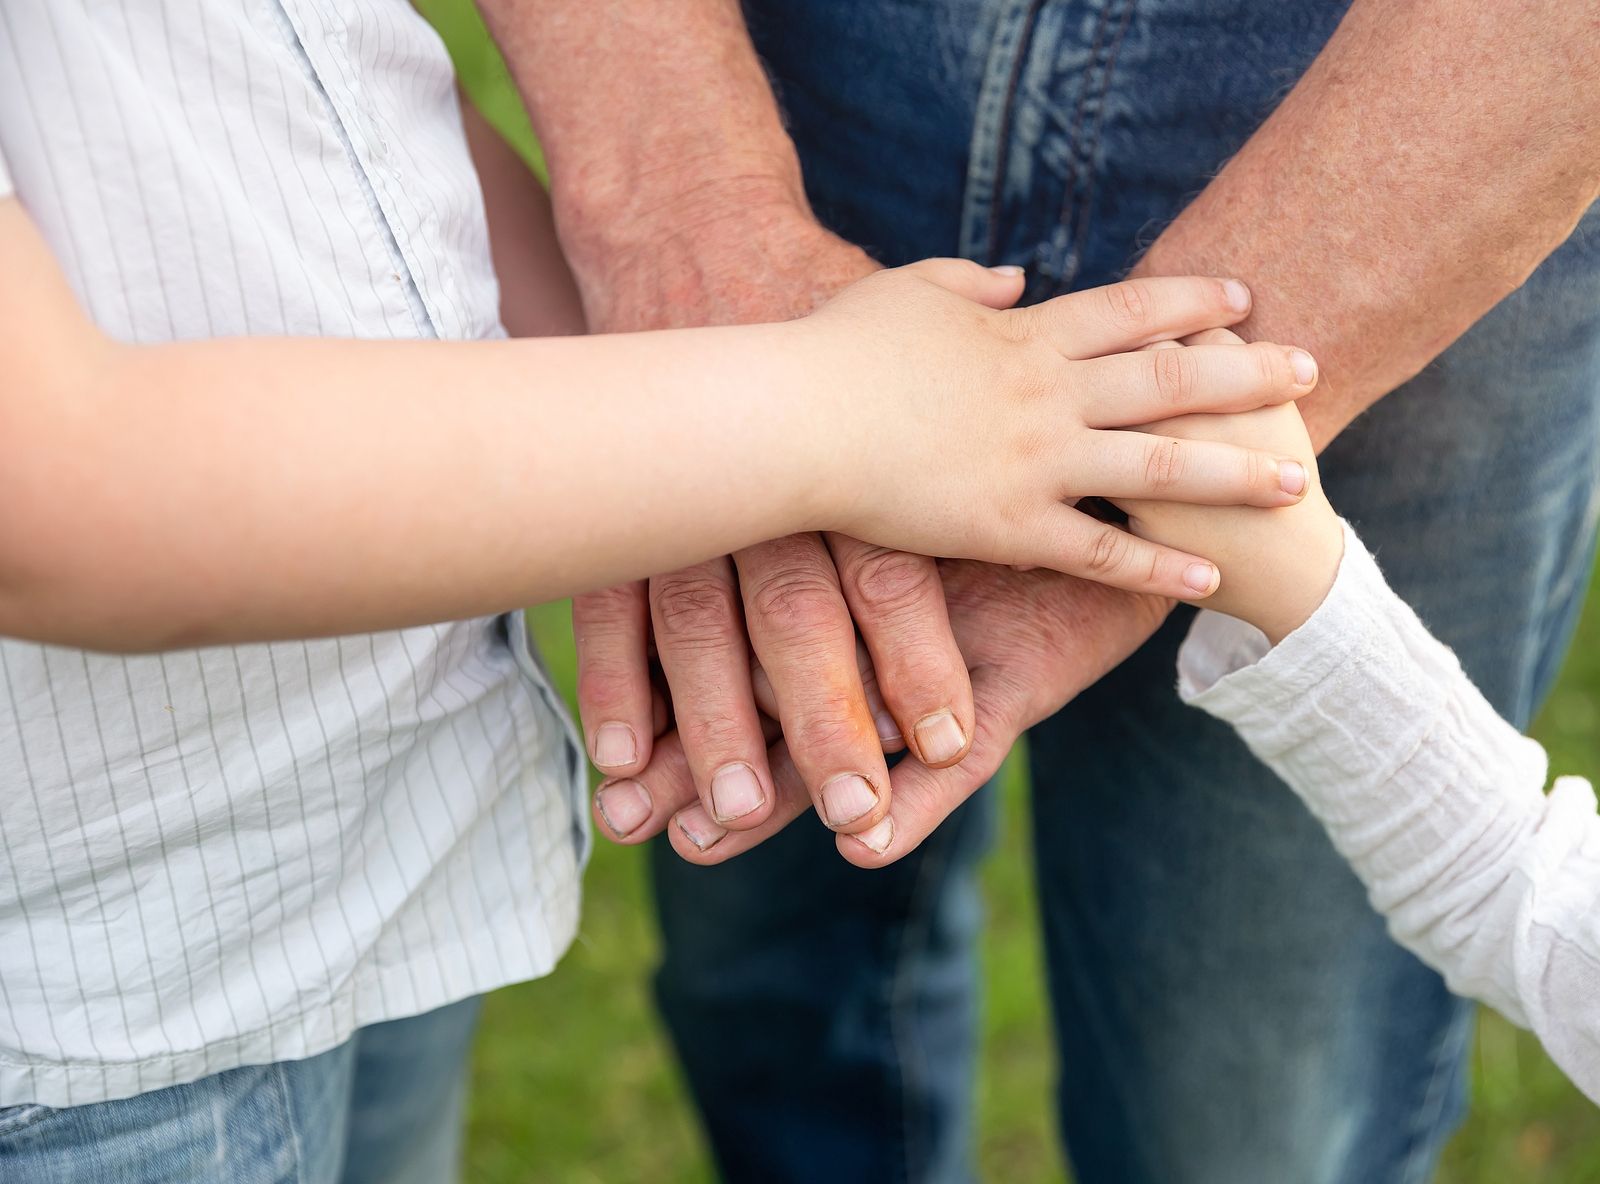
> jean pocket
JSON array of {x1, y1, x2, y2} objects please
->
[{"x1": 0, "y1": 1103, "x2": 55, "y2": 1137}]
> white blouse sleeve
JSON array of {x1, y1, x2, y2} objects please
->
[{"x1": 1178, "y1": 521, "x2": 1600, "y2": 1104}]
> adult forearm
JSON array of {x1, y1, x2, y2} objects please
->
[
  {"x1": 475, "y1": 0, "x2": 808, "y2": 270},
  {"x1": 1135, "y1": 0, "x2": 1600, "y2": 448}
]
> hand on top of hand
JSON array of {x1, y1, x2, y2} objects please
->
[{"x1": 797, "y1": 260, "x2": 1321, "y2": 597}]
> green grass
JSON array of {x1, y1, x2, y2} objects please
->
[
  {"x1": 469, "y1": 580, "x2": 1600, "y2": 1184},
  {"x1": 411, "y1": 5, "x2": 1600, "y2": 1177}
]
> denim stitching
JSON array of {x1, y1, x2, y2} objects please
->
[
  {"x1": 272, "y1": 1062, "x2": 312, "y2": 1184},
  {"x1": 1053, "y1": 0, "x2": 1137, "y2": 290},
  {"x1": 1396, "y1": 1000, "x2": 1473, "y2": 1184},
  {"x1": 961, "y1": 0, "x2": 1046, "y2": 264},
  {"x1": 886, "y1": 808, "x2": 968, "y2": 1184}
]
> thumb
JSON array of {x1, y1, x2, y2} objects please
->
[{"x1": 902, "y1": 257, "x2": 1026, "y2": 310}]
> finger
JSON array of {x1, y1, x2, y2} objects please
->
[
  {"x1": 900, "y1": 257, "x2": 1026, "y2": 310},
  {"x1": 1075, "y1": 431, "x2": 1309, "y2": 507},
  {"x1": 735, "y1": 534, "x2": 893, "y2": 834},
  {"x1": 668, "y1": 737, "x2": 820, "y2": 864},
  {"x1": 1007, "y1": 508, "x2": 1223, "y2": 600},
  {"x1": 572, "y1": 582, "x2": 654, "y2": 777},
  {"x1": 649, "y1": 559, "x2": 776, "y2": 829},
  {"x1": 591, "y1": 729, "x2": 695, "y2": 845},
  {"x1": 1183, "y1": 326, "x2": 1246, "y2": 347},
  {"x1": 753, "y1": 639, "x2": 907, "y2": 754},
  {"x1": 1020, "y1": 275, "x2": 1251, "y2": 359},
  {"x1": 590, "y1": 725, "x2": 819, "y2": 862},
  {"x1": 827, "y1": 535, "x2": 974, "y2": 768},
  {"x1": 1077, "y1": 341, "x2": 1317, "y2": 427},
  {"x1": 837, "y1": 665, "x2": 1029, "y2": 867}
]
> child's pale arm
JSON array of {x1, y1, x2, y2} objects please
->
[
  {"x1": 1123, "y1": 395, "x2": 1600, "y2": 1103},
  {"x1": 1180, "y1": 525, "x2": 1600, "y2": 1106},
  {"x1": 0, "y1": 200, "x2": 1312, "y2": 652}
]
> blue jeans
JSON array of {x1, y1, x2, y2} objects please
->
[
  {"x1": 0, "y1": 999, "x2": 481, "y2": 1183},
  {"x1": 652, "y1": 3, "x2": 1600, "y2": 1181}
]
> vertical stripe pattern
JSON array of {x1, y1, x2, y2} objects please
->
[{"x1": 0, "y1": 0, "x2": 586, "y2": 1108}]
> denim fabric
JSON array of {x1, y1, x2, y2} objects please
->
[
  {"x1": 0, "y1": 998, "x2": 481, "y2": 1184},
  {"x1": 652, "y1": 2, "x2": 1600, "y2": 1182}
]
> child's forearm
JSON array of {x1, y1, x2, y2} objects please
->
[
  {"x1": 0, "y1": 206, "x2": 819, "y2": 650},
  {"x1": 1181, "y1": 527, "x2": 1600, "y2": 1103}
]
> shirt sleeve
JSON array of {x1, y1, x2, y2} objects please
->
[
  {"x1": 1177, "y1": 521, "x2": 1600, "y2": 1106},
  {"x1": 0, "y1": 145, "x2": 12, "y2": 199}
]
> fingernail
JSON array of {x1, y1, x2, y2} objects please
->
[
  {"x1": 1279, "y1": 460, "x2": 1308, "y2": 497},
  {"x1": 675, "y1": 804, "x2": 726, "y2": 852},
  {"x1": 592, "y1": 722, "x2": 637, "y2": 770},
  {"x1": 874, "y1": 709, "x2": 903, "y2": 746},
  {"x1": 990, "y1": 264, "x2": 1025, "y2": 277},
  {"x1": 854, "y1": 816, "x2": 895, "y2": 855},
  {"x1": 1183, "y1": 563, "x2": 1220, "y2": 596},
  {"x1": 1290, "y1": 349, "x2": 1318, "y2": 386},
  {"x1": 711, "y1": 762, "x2": 766, "y2": 822},
  {"x1": 821, "y1": 774, "x2": 879, "y2": 827},
  {"x1": 1223, "y1": 279, "x2": 1251, "y2": 313},
  {"x1": 914, "y1": 711, "x2": 967, "y2": 764},
  {"x1": 595, "y1": 780, "x2": 652, "y2": 838}
]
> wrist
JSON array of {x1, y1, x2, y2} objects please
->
[
  {"x1": 1237, "y1": 504, "x2": 1345, "y2": 645},
  {"x1": 553, "y1": 155, "x2": 810, "y2": 279}
]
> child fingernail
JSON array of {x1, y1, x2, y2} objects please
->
[
  {"x1": 1290, "y1": 349, "x2": 1318, "y2": 386},
  {"x1": 1223, "y1": 279, "x2": 1251, "y2": 312},
  {"x1": 1280, "y1": 460, "x2": 1307, "y2": 496},
  {"x1": 990, "y1": 264, "x2": 1025, "y2": 277},
  {"x1": 1184, "y1": 563, "x2": 1219, "y2": 596}
]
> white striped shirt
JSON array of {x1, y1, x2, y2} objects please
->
[{"x1": 0, "y1": 0, "x2": 587, "y2": 1108}]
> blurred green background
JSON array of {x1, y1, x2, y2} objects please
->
[{"x1": 416, "y1": 3, "x2": 1600, "y2": 1179}]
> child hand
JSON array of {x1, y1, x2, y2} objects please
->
[
  {"x1": 1115, "y1": 346, "x2": 1344, "y2": 639},
  {"x1": 800, "y1": 259, "x2": 1321, "y2": 600}
]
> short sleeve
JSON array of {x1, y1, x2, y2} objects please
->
[{"x1": 0, "y1": 146, "x2": 12, "y2": 199}]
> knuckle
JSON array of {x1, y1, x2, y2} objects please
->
[
  {"x1": 1242, "y1": 448, "x2": 1267, "y2": 493},
  {"x1": 575, "y1": 667, "x2": 639, "y2": 713},
  {"x1": 681, "y1": 709, "x2": 753, "y2": 757},
  {"x1": 1151, "y1": 347, "x2": 1196, "y2": 407},
  {"x1": 1086, "y1": 524, "x2": 1131, "y2": 576},
  {"x1": 652, "y1": 575, "x2": 741, "y2": 647},
  {"x1": 1255, "y1": 343, "x2": 1287, "y2": 389},
  {"x1": 746, "y1": 571, "x2": 847, "y2": 638},
  {"x1": 1102, "y1": 279, "x2": 1150, "y2": 330},
  {"x1": 572, "y1": 583, "x2": 642, "y2": 630},
  {"x1": 1142, "y1": 438, "x2": 1185, "y2": 492},
  {"x1": 846, "y1": 548, "x2": 938, "y2": 618},
  {"x1": 790, "y1": 705, "x2": 872, "y2": 756}
]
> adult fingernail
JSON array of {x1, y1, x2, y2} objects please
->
[
  {"x1": 821, "y1": 774, "x2": 879, "y2": 827},
  {"x1": 595, "y1": 780, "x2": 652, "y2": 838},
  {"x1": 1223, "y1": 279, "x2": 1251, "y2": 313},
  {"x1": 874, "y1": 709, "x2": 903, "y2": 746},
  {"x1": 1290, "y1": 349, "x2": 1317, "y2": 386},
  {"x1": 711, "y1": 762, "x2": 766, "y2": 822},
  {"x1": 990, "y1": 264, "x2": 1025, "y2": 277},
  {"x1": 914, "y1": 711, "x2": 967, "y2": 764},
  {"x1": 854, "y1": 816, "x2": 895, "y2": 855},
  {"x1": 1279, "y1": 460, "x2": 1307, "y2": 497},
  {"x1": 592, "y1": 722, "x2": 637, "y2": 770},
  {"x1": 675, "y1": 804, "x2": 727, "y2": 852},
  {"x1": 1183, "y1": 563, "x2": 1220, "y2": 596}
]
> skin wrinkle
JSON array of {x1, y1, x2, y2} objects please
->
[{"x1": 485, "y1": 0, "x2": 1599, "y2": 861}]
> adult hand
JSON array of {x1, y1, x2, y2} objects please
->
[
  {"x1": 570, "y1": 198, "x2": 982, "y2": 843},
  {"x1": 592, "y1": 557, "x2": 1171, "y2": 862}
]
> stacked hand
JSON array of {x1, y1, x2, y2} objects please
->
[{"x1": 565, "y1": 206, "x2": 1322, "y2": 863}]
